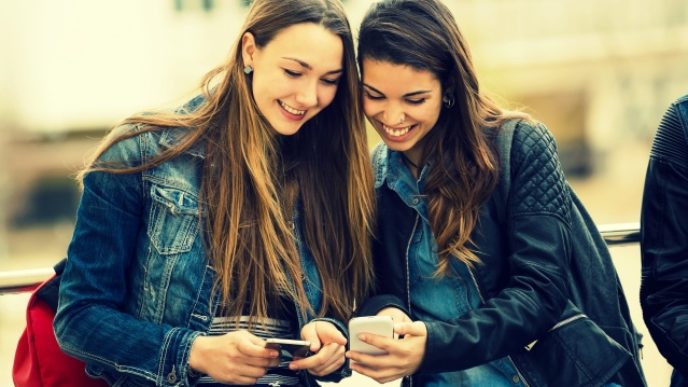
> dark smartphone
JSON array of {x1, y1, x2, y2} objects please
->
[{"x1": 265, "y1": 338, "x2": 311, "y2": 362}]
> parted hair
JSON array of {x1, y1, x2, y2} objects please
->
[
  {"x1": 83, "y1": 0, "x2": 375, "y2": 324},
  {"x1": 358, "y1": 0, "x2": 530, "y2": 273}
]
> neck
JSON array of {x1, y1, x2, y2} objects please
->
[
  {"x1": 402, "y1": 149, "x2": 422, "y2": 168},
  {"x1": 401, "y1": 152, "x2": 422, "y2": 178},
  {"x1": 402, "y1": 153, "x2": 420, "y2": 169}
]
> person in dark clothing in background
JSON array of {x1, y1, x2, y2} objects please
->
[{"x1": 641, "y1": 94, "x2": 688, "y2": 387}]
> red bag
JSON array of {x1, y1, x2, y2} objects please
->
[{"x1": 13, "y1": 260, "x2": 108, "y2": 387}]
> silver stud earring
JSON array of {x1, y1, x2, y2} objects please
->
[
  {"x1": 443, "y1": 95, "x2": 455, "y2": 109},
  {"x1": 243, "y1": 65, "x2": 253, "y2": 74}
]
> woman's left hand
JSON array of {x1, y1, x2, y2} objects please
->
[
  {"x1": 289, "y1": 320, "x2": 348, "y2": 376},
  {"x1": 346, "y1": 321, "x2": 427, "y2": 384}
]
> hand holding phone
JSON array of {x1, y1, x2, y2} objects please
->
[{"x1": 348, "y1": 316, "x2": 394, "y2": 355}]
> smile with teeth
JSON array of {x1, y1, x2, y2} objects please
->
[
  {"x1": 279, "y1": 100, "x2": 306, "y2": 116},
  {"x1": 382, "y1": 123, "x2": 414, "y2": 137}
]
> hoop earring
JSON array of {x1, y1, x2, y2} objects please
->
[
  {"x1": 243, "y1": 65, "x2": 253, "y2": 75},
  {"x1": 443, "y1": 95, "x2": 455, "y2": 109}
]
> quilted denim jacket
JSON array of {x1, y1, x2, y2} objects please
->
[
  {"x1": 54, "y1": 124, "x2": 348, "y2": 387},
  {"x1": 359, "y1": 121, "x2": 646, "y2": 386}
]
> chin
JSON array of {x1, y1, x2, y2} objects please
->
[{"x1": 272, "y1": 122, "x2": 304, "y2": 136}]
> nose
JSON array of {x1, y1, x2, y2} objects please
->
[
  {"x1": 383, "y1": 103, "x2": 405, "y2": 126},
  {"x1": 295, "y1": 80, "x2": 318, "y2": 108}
]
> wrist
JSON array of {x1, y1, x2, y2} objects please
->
[{"x1": 188, "y1": 335, "x2": 207, "y2": 374}]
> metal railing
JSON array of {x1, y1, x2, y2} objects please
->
[{"x1": 0, "y1": 222, "x2": 640, "y2": 296}]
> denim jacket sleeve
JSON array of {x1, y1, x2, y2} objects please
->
[
  {"x1": 54, "y1": 125, "x2": 202, "y2": 387},
  {"x1": 419, "y1": 122, "x2": 570, "y2": 373},
  {"x1": 640, "y1": 96, "x2": 688, "y2": 376}
]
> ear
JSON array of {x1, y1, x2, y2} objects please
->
[{"x1": 241, "y1": 32, "x2": 257, "y2": 68}]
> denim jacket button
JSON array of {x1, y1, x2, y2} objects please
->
[
  {"x1": 512, "y1": 374, "x2": 520, "y2": 383},
  {"x1": 167, "y1": 366, "x2": 178, "y2": 384},
  {"x1": 412, "y1": 197, "x2": 420, "y2": 205}
]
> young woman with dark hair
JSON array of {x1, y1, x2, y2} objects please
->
[{"x1": 347, "y1": 1, "x2": 645, "y2": 386}]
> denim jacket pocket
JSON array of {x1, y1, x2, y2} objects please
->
[
  {"x1": 513, "y1": 314, "x2": 631, "y2": 387},
  {"x1": 147, "y1": 184, "x2": 200, "y2": 255}
]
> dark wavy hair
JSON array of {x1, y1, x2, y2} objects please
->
[{"x1": 359, "y1": 0, "x2": 530, "y2": 273}]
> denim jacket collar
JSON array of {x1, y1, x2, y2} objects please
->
[
  {"x1": 158, "y1": 127, "x2": 206, "y2": 159},
  {"x1": 372, "y1": 144, "x2": 432, "y2": 223}
]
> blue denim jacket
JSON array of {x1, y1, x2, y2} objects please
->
[{"x1": 54, "y1": 124, "x2": 348, "y2": 387}]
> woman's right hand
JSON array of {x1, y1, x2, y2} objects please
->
[{"x1": 188, "y1": 330, "x2": 280, "y2": 385}]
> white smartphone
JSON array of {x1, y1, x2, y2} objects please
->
[
  {"x1": 348, "y1": 316, "x2": 394, "y2": 355},
  {"x1": 265, "y1": 338, "x2": 311, "y2": 360}
]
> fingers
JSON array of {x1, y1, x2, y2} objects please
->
[
  {"x1": 210, "y1": 360, "x2": 270, "y2": 384},
  {"x1": 315, "y1": 321, "x2": 347, "y2": 346},
  {"x1": 346, "y1": 349, "x2": 389, "y2": 368},
  {"x1": 354, "y1": 332, "x2": 395, "y2": 354},
  {"x1": 346, "y1": 325, "x2": 426, "y2": 384},
  {"x1": 236, "y1": 337, "x2": 280, "y2": 359},
  {"x1": 301, "y1": 321, "x2": 347, "y2": 353},
  {"x1": 243, "y1": 355, "x2": 281, "y2": 369},
  {"x1": 300, "y1": 323, "x2": 321, "y2": 353},
  {"x1": 349, "y1": 361, "x2": 404, "y2": 384},
  {"x1": 289, "y1": 343, "x2": 346, "y2": 376},
  {"x1": 377, "y1": 307, "x2": 412, "y2": 323},
  {"x1": 393, "y1": 321, "x2": 427, "y2": 337}
]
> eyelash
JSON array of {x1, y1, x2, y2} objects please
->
[
  {"x1": 365, "y1": 92, "x2": 426, "y2": 105},
  {"x1": 283, "y1": 68, "x2": 339, "y2": 86},
  {"x1": 283, "y1": 69, "x2": 302, "y2": 78},
  {"x1": 364, "y1": 92, "x2": 384, "y2": 100},
  {"x1": 321, "y1": 78, "x2": 339, "y2": 86}
]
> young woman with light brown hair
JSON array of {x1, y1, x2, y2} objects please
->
[{"x1": 53, "y1": 0, "x2": 375, "y2": 385}]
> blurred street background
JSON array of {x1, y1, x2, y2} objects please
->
[{"x1": 2, "y1": 0, "x2": 688, "y2": 385}]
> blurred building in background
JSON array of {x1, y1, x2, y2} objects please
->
[
  {"x1": 1, "y1": 0, "x2": 687, "y2": 264},
  {"x1": 1, "y1": 1, "x2": 687, "y2": 385}
]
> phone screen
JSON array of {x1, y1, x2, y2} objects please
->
[{"x1": 265, "y1": 339, "x2": 311, "y2": 363}]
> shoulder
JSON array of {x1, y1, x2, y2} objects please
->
[
  {"x1": 507, "y1": 120, "x2": 570, "y2": 220},
  {"x1": 96, "y1": 123, "x2": 146, "y2": 166},
  {"x1": 650, "y1": 95, "x2": 688, "y2": 168},
  {"x1": 491, "y1": 118, "x2": 560, "y2": 173},
  {"x1": 511, "y1": 120, "x2": 558, "y2": 160}
]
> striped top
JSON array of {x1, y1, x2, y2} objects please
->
[{"x1": 197, "y1": 304, "x2": 302, "y2": 386}]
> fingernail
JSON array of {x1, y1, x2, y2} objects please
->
[{"x1": 359, "y1": 334, "x2": 367, "y2": 342}]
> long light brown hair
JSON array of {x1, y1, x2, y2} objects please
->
[
  {"x1": 84, "y1": 0, "x2": 375, "y2": 323},
  {"x1": 358, "y1": 0, "x2": 530, "y2": 274}
]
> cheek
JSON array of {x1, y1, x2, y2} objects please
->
[
  {"x1": 417, "y1": 104, "x2": 442, "y2": 124},
  {"x1": 318, "y1": 86, "x2": 338, "y2": 108},
  {"x1": 362, "y1": 99, "x2": 380, "y2": 118},
  {"x1": 250, "y1": 74, "x2": 270, "y2": 104}
]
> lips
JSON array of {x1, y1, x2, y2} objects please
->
[
  {"x1": 279, "y1": 101, "x2": 306, "y2": 116},
  {"x1": 382, "y1": 123, "x2": 413, "y2": 137}
]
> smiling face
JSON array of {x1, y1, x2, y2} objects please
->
[
  {"x1": 242, "y1": 23, "x2": 344, "y2": 136},
  {"x1": 361, "y1": 58, "x2": 443, "y2": 164}
]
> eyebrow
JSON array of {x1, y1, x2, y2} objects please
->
[
  {"x1": 363, "y1": 83, "x2": 432, "y2": 97},
  {"x1": 282, "y1": 57, "x2": 343, "y2": 75}
]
